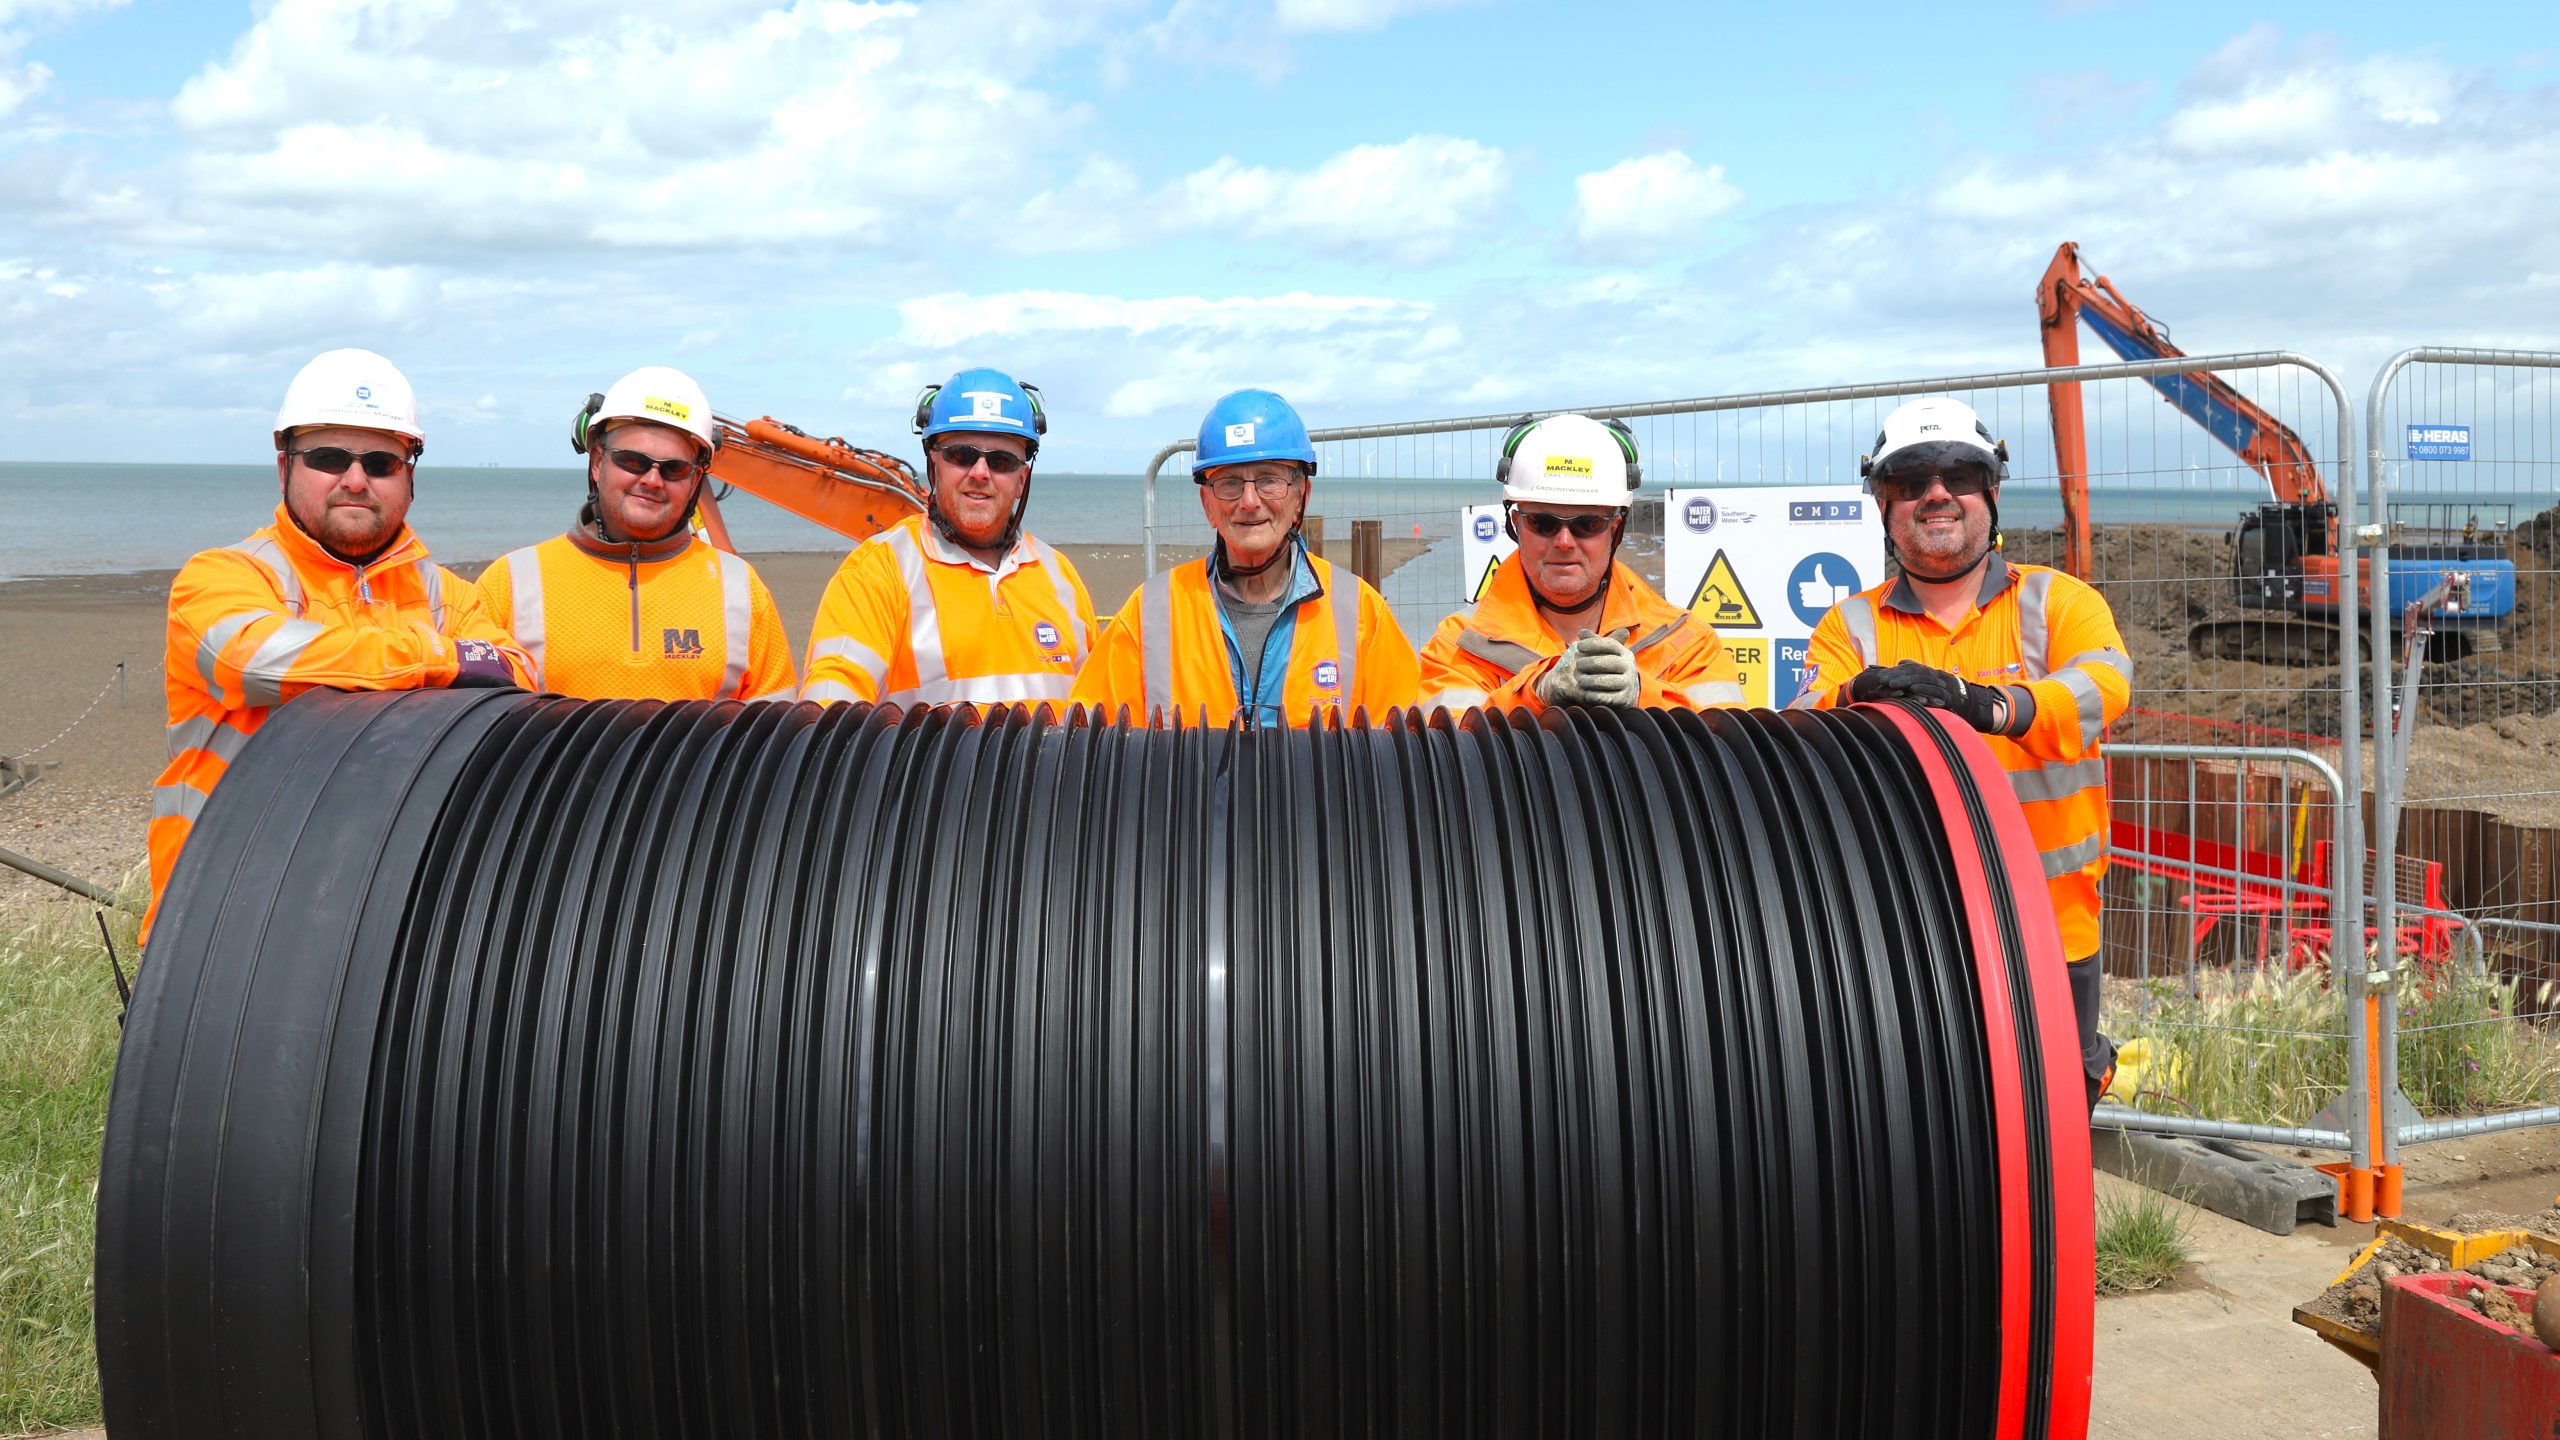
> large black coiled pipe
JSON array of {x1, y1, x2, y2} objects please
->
[{"x1": 97, "y1": 693, "x2": 2094, "y2": 1439}]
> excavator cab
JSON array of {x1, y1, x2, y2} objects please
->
[{"x1": 2233, "y1": 501, "x2": 2335, "y2": 613}]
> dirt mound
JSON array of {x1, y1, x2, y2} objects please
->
[{"x1": 2422, "y1": 658, "x2": 2560, "y2": 727}]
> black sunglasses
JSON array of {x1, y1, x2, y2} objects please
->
[
  {"x1": 290, "y1": 446, "x2": 410, "y2": 479},
  {"x1": 1514, "y1": 509, "x2": 1618, "y2": 540},
  {"x1": 933, "y1": 443, "x2": 1029, "y2": 476},
  {"x1": 606, "y1": 448, "x2": 704, "y2": 485},
  {"x1": 1870, "y1": 465, "x2": 1995, "y2": 503}
]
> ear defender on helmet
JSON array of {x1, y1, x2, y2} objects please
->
[
  {"x1": 570, "y1": 392, "x2": 605, "y2": 456},
  {"x1": 1017, "y1": 381, "x2": 1049, "y2": 437},
  {"x1": 911, "y1": 384, "x2": 941, "y2": 436}
]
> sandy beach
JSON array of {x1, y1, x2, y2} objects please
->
[{"x1": 0, "y1": 537, "x2": 1428, "y2": 914}]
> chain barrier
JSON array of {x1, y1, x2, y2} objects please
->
[{"x1": 4, "y1": 661, "x2": 124, "y2": 763}]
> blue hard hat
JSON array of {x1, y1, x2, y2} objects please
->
[
  {"x1": 915, "y1": 367, "x2": 1047, "y2": 457},
  {"x1": 1193, "y1": 389, "x2": 1318, "y2": 478}
]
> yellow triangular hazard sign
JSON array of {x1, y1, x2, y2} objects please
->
[
  {"x1": 1686, "y1": 548, "x2": 1761, "y2": 628},
  {"x1": 1472, "y1": 553, "x2": 1503, "y2": 601}
]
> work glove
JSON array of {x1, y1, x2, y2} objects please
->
[
  {"x1": 1536, "y1": 630, "x2": 1639, "y2": 708},
  {"x1": 446, "y1": 637, "x2": 522, "y2": 690},
  {"x1": 1845, "y1": 659, "x2": 2009, "y2": 734}
]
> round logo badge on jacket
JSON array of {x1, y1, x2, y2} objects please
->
[
  {"x1": 1035, "y1": 621, "x2": 1061, "y2": 649},
  {"x1": 1314, "y1": 660, "x2": 1339, "y2": 689}
]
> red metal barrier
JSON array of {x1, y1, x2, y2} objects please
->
[{"x1": 2379, "y1": 1273, "x2": 2560, "y2": 1438}]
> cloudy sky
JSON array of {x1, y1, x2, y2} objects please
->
[{"x1": 1, "y1": 0, "x2": 2554, "y2": 468}]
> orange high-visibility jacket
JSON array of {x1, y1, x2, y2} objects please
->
[
  {"x1": 477, "y1": 531, "x2": 796, "y2": 701},
  {"x1": 1418, "y1": 554, "x2": 1744, "y2": 712},
  {"x1": 802, "y1": 514, "x2": 1098, "y2": 707},
  {"x1": 1071, "y1": 544, "x2": 1420, "y2": 726},
  {"x1": 144, "y1": 506, "x2": 533, "y2": 944},
  {"x1": 1786, "y1": 555, "x2": 2132, "y2": 960}
]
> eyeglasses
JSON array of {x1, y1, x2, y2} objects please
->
[
  {"x1": 1201, "y1": 471, "x2": 1300, "y2": 501},
  {"x1": 933, "y1": 444, "x2": 1030, "y2": 476},
  {"x1": 1870, "y1": 465, "x2": 1995, "y2": 503},
  {"x1": 1513, "y1": 509, "x2": 1618, "y2": 540},
  {"x1": 606, "y1": 448, "x2": 705, "y2": 485},
  {"x1": 290, "y1": 447, "x2": 411, "y2": 479}
]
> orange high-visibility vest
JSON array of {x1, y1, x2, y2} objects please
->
[
  {"x1": 1788, "y1": 555, "x2": 2131, "y2": 960},
  {"x1": 1072, "y1": 545, "x2": 1420, "y2": 726},
  {"x1": 477, "y1": 531, "x2": 796, "y2": 701},
  {"x1": 1418, "y1": 555, "x2": 1743, "y2": 712},
  {"x1": 802, "y1": 515, "x2": 1097, "y2": 708},
  {"x1": 144, "y1": 505, "x2": 532, "y2": 945}
]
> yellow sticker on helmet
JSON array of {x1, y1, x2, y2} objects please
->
[
  {"x1": 643, "y1": 396, "x2": 693, "y2": 421},
  {"x1": 1545, "y1": 455, "x2": 1593, "y2": 477}
]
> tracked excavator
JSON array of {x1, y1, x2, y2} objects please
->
[
  {"x1": 2036, "y1": 241, "x2": 2514, "y2": 663},
  {"x1": 688, "y1": 414, "x2": 928, "y2": 552}
]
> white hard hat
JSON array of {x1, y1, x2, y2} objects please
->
[
  {"x1": 588, "y1": 366, "x2": 717, "y2": 455},
  {"x1": 1862, "y1": 397, "x2": 2008, "y2": 488},
  {"x1": 1497, "y1": 413, "x2": 1642, "y2": 507},
  {"x1": 274, "y1": 348, "x2": 422, "y2": 450}
]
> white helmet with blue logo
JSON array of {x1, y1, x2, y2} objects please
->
[{"x1": 274, "y1": 348, "x2": 423, "y2": 452}]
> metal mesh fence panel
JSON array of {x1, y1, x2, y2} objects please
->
[{"x1": 2366, "y1": 350, "x2": 2560, "y2": 1154}]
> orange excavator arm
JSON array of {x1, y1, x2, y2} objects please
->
[
  {"x1": 691, "y1": 416, "x2": 928, "y2": 553},
  {"x1": 2037, "y1": 241, "x2": 2325, "y2": 578}
]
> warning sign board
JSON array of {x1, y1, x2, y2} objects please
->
[
  {"x1": 1685, "y1": 549, "x2": 1761, "y2": 629},
  {"x1": 1663, "y1": 485, "x2": 1884, "y2": 707},
  {"x1": 1458, "y1": 503, "x2": 1514, "y2": 602}
]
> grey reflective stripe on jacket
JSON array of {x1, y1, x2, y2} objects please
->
[
  {"x1": 497, "y1": 546, "x2": 547, "y2": 687},
  {"x1": 227, "y1": 536, "x2": 305, "y2": 617},
  {"x1": 1328, "y1": 565, "x2": 1360, "y2": 707},
  {"x1": 165, "y1": 715, "x2": 253, "y2": 764},
  {"x1": 877, "y1": 526, "x2": 947, "y2": 702},
  {"x1": 2008, "y1": 755, "x2": 2108, "y2": 805},
  {"x1": 238, "y1": 619, "x2": 328, "y2": 707},
  {"x1": 1454, "y1": 629, "x2": 1540, "y2": 675},
  {"x1": 1839, "y1": 595, "x2": 1879, "y2": 666},
  {"x1": 716, "y1": 548, "x2": 752, "y2": 699},
  {"x1": 1694, "y1": 681, "x2": 1747, "y2": 706},
  {"x1": 414, "y1": 558, "x2": 447, "y2": 630},
  {"x1": 152, "y1": 781, "x2": 211, "y2": 823},
  {"x1": 196, "y1": 611, "x2": 270, "y2": 696},
  {"x1": 1026, "y1": 536, "x2": 1091, "y2": 658},
  {"x1": 1140, "y1": 569, "x2": 1177, "y2": 719},
  {"x1": 809, "y1": 637, "x2": 890, "y2": 695},
  {"x1": 2041, "y1": 832, "x2": 2107, "y2": 879},
  {"x1": 2014, "y1": 568, "x2": 2055, "y2": 678}
]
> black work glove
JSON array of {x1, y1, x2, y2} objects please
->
[
  {"x1": 1845, "y1": 660, "x2": 2008, "y2": 734},
  {"x1": 447, "y1": 637, "x2": 522, "y2": 690}
]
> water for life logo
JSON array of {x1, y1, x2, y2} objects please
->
[
  {"x1": 1313, "y1": 660, "x2": 1340, "y2": 690},
  {"x1": 1473, "y1": 513, "x2": 1498, "y2": 542},
  {"x1": 1788, "y1": 553, "x2": 1862, "y2": 627},
  {"x1": 1683, "y1": 497, "x2": 1719, "y2": 533}
]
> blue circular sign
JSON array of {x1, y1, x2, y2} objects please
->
[
  {"x1": 1683, "y1": 497, "x2": 1718, "y2": 533},
  {"x1": 1472, "y1": 513, "x2": 1497, "y2": 542},
  {"x1": 1787, "y1": 552, "x2": 1863, "y2": 627}
]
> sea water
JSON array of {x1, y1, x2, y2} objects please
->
[{"x1": 1, "y1": 460, "x2": 2543, "y2": 582}]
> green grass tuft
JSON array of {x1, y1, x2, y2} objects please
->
[
  {"x1": 0, "y1": 885, "x2": 140, "y2": 1435},
  {"x1": 2093, "y1": 1179, "x2": 2195, "y2": 1296}
]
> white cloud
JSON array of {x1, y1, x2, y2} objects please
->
[
  {"x1": 1271, "y1": 0, "x2": 1470, "y2": 33},
  {"x1": 1568, "y1": 151, "x2": 1743, "y2": 265},
  {"x1": 0, "y1": 0, "x2": 126, "y2": 119},
  {"x1": 1171, "y1": 135, "x2": 1509, "y2": 263},
  {"x1": 128, "y1": 0, "x2": 1098, "y2": 259}
]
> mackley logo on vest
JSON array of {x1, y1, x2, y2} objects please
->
[{"x1": 663, "y1": 628, "x2": 704, "y2": 660}]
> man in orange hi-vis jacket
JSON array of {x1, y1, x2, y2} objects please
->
[
  {"x1": 1787, "y1": 396, "x2": 2133, "y2": 1109},
  {"x1": 477, "y1": 367, "x2": 796, "y2": 702},
  {"x1": 143, "y1": 348, "x2": 531, "y2": 946},
  {"x1": 802, "y1": 367, "x2": 1098, "y2": 708},
  {"x1": 1072, "y1": 388, "x2": 1418, "y2": 726},
  {"x1": 1418, "y1": 412, "x2": 1741, "y2": 713}
]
